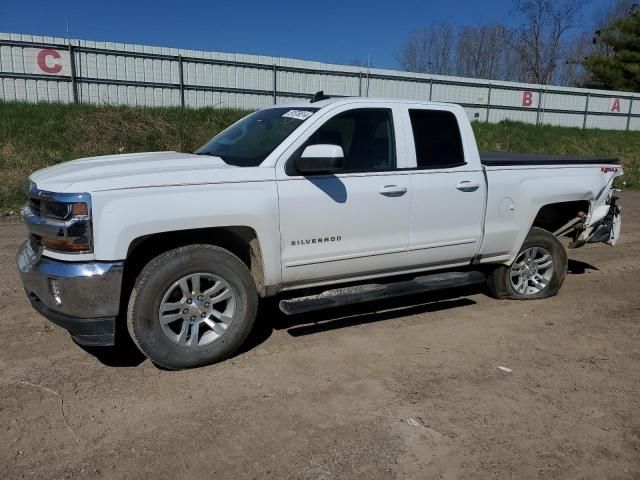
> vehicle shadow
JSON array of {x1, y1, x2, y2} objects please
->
[
  {"x1": 236, "y1": 284, "x2": 482, "y2": 355},
  {"x1": 567, "y1": 258, "x2": 599, "y2": 274},
  {"x1": 78, "y1": 258, "x2": 601, "y2": 367},
  {"x1": 82, "y1": 284, "x2": 482, "y2": 367},
  {"x1": 76, "y1": 326, "x2": 147, "y2": 368}
]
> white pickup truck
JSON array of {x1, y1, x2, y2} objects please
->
[{"x1": 17, "y1": 94, "x2": 623, "y2": 369}]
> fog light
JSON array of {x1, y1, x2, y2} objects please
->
[{"x1": 49, "y1": 278, "x2": 62, "y2": 306}]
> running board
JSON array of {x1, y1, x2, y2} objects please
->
[{"x1": 279, "y1": 271, "x2": 485, "y2": 316}]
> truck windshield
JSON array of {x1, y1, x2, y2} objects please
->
[{"x1": 195, "y1": 107, "x2": 318, "y2": 166}]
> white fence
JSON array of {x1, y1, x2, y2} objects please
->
[{"x1": 1, "y1": 32, "x2": 639, "y2": 131}]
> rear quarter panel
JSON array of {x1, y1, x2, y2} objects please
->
[{"x1": 479, "y1": 164, "x2": 621, "y2": 263}]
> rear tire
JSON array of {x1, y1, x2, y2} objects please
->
[
  {"x1": 127, "y1": 244, "x2": 258, "y2": 370},
  {"x1": 487, "y1": 227, "x2": 567, "y2": 300}
]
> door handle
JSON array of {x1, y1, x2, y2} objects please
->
[
  {"x1": 456, "y1": 181, "x2": 480, "y2": 192},
  {"x1": 379, "y1": 185, "x2": 407, "y2": 197}
]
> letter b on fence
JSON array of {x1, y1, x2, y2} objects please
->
[{"x1": 522, "y1": 91, "x2": 534, "y2": 107}]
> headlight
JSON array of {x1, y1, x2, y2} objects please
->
[
  {"x1": 23, "y1": 184, "x2": 93, "y2": 254},
  {"x1": 40, "y1": 199, "x2": 89, "y2": 220},
  {"x1": 41, "y1": 200, "x2": 92, "y2": 253}
]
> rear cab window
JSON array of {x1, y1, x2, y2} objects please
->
[{"x1": 408, "y1": 109, "x2": 465, "y2": 169}]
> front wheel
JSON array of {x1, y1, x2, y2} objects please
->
[
  {"x1": 487, "y1": 227, "x2": 568, "y2": 300},
  {"x1": 127, "y1": 244, "x2": 258, "y2": 370}
]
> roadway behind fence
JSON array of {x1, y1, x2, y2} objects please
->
[{"x1": 1, "y1": 32, "x2": 638, "y2": 131}]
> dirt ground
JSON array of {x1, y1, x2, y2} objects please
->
[{"x1": 1, "y1": 193, "x2": 639, "y2": 480}]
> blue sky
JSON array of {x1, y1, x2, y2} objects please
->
[{"x1": 1, "y1": 0, "x2": 609, "y2": 69}]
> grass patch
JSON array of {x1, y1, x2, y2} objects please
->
[
  {"x1": 0, "y1": 101, "x2": 638, "y2": 209},
  {"x1": 0, "y1": 102, "x2": 247, "y2": 209},
  {"x1": 472, "y1": 121, "x2": 640, "y2": 189}
]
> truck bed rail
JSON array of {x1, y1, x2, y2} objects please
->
[{"x1": 480, "y1": 151, "x2": 620, "y2": 167}]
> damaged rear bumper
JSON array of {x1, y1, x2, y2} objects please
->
[
  {"x1": 587, "y1": 196, "x2": 622, "y2": 245},
  {"x1": 571, "y1": 196, "x2": 622, "y2": 248}
]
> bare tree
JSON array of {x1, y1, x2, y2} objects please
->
[
  {"x1": 502, "y1": 36, "x2": 529, "y2": 82},
  {"x1": 455, "y1": 24, "x2": 516, "y2": 81},
  {"x1": 558, "y1": 32, "x2": 592, "y2": 86},
  {"x1": 511, "y1": 0, "x2": 584, "y2": 84},
  {"x1": 395, "y1": 23, "x2": 456, "y2": 75},
  {"x1": 394, "y1": 0, "x2": 593, "y2": 86}
]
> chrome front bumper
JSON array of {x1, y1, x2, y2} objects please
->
[{"x1": 16, "y1": 240, "x2": 124, "y2": 346}]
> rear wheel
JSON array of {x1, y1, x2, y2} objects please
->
[
  {"x1": 487, "y1": 227, "x2": 567, "y2": 300},
  {"x1": 127, "y1": 244, "x2": 258, "y2": 370}
]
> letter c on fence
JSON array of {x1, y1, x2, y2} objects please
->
[
  {"x1": 522, "y1": 91, "x2": 533, "y2": 107},
  {"x1": 37, "y1": 49, "x2": 63, "y2": 74}
]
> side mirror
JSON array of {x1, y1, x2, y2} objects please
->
[{"x1": 295, "y1": 144, "x2": 344, "y2": 174}]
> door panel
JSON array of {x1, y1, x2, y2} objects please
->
[
  {"x1": 278, "y1": 173, "x2": 410, "y2": 285},
  {"x1": 407, "y1": 170, "x2": 485, "y2": 267},
  {"x1": 402, "y1": 106, "x2": 485, "y2": 268},
  {"x1": 276, "y1": 105, "x2": 410, "y2": 287}
]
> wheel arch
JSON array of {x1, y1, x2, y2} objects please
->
[
  {"x1": 121, "y1": 226, "x2": 268, "y2": 309},
  {"x1": 486, "y1": 226, "x2": 568, "y2": 300},
  {"x1": 531, "y1": 200, "x2": 590, "y2": 234}
]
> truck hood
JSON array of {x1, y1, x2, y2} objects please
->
[{"x1": 30, "y1": 151, "x2": 274, "y2": 193}]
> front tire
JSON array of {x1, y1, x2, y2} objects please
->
[
  {"x1": 487, "y1": 227, "x2": 568, "y2": 300},
  {"x1": 127, "y1": 244, "x2": 258, "y2": 370}
]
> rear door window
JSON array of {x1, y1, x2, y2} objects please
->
[{"x1": 408, "y1": 109, "x2": 465, "y2": 169}]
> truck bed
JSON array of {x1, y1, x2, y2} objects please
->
[{"x1": 480, "y1": 151, "x2": 620, "y2": 167}]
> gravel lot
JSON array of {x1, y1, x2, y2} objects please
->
[{"x1": 1, "y1": 192, "x2": 639, "y2": 479}]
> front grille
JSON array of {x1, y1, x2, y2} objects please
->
[{"x1": 28, "y1": 196, "x2": 42, "y2": 216}]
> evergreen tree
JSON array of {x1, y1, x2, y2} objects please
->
[{"x1": 583, "y1": 8, "x2": 640, "y2": 91}]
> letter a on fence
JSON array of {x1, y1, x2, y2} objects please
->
[{"x1": 611, "y1": 98, "x2": 621, "y2": 113}]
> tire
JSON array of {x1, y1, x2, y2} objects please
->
[
  {"x1": 487, "y1": 227, "x2": 567, "y2": 300},
  {"x1": 127, "y1": 244, "x2": 258, "y2": 370}
]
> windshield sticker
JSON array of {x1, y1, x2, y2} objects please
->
[{"x1": 282, "y1": 110, "x2": 314, "y2": 121}]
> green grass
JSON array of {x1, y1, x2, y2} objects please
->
[
  {"x1": 0, "y1": 101, "x2": 638, "y2": 210},
  {"x1": 472, "y1": 121, "x2": 640, "y2": 188},
  {"x1": 0, "y1": 102, "x2": 247, "y2": 209}
]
